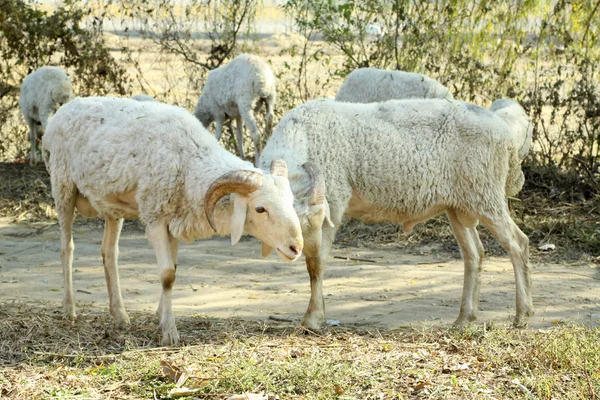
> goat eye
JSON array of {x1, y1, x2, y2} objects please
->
[{"x1": 255, "y1": 206, "x2": 266, "y2": 213}]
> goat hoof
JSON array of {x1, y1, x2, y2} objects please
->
[
  {"x1": 161, "y1": 329, "x2": 180, "y2": 346},
  {"x1": 301, "y1": 313, "x2": 325, "y2": 332},
  {"x1": 453, "y1": 314, "x2": 477, "y2": 327},
  {"x1": 63, "y1": 305, "x2": 76, "y2": 321},
  {"x1": 112, "y1": 308, "x2": 131, "y2": 325}
]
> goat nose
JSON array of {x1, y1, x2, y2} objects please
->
[{"x1": 289, "y1": 245, "x2": 300, "y2": 255}]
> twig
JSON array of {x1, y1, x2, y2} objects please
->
[
  {"x1": 515, "y1": 382, "x2": 536, "y2": 399},
  {"x1": 571, "y1": 156, "x2": 600, "y2": 192},
  {"x1": 582, "y1": 0, "x2": 600, "y2": 45},
  {"x1": 32, "y1": 351, "x2": 118, "y2": 359},
  {"x1": 123, "y1": 346, "x2": 180, "y2": 356},
  {"x1": 268, "y1": 315, "x2": 294, "y2": 323},
  {"x1": 333, "y1": 256, "x2": 376, "y2": 263},
  {"x1": 77, "y1": 289, "x2": 92, "y2": 294},
  {"x1": 416, "y1": 261, "x2": 450, "y2": 265},
  {"x1": 538, "y1": 270, "x2": 600, "y2": 281},
  {"x1": 584, "y1": 354, "x2": 596, "y2": 400}
]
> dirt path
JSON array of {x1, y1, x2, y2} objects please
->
[{"x1": 1, "y1": 218, "x2": 599, "y2": 330}]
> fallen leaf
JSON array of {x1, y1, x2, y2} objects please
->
[
  {"x1": 169, "y1": 387, "x2": 201, "y2": 398},
  {"x1": 381, "y1": 343, "x2": 394, "y2": 352},
  {"x1": 413, "y1": 381, "x2": 431, "y2": 392},
  {"x1": 227, "y1": 393, "x2": 268, "y2": 400},
  {"x1": 160, "y1": 360, "x2": 182, "y2": 383}
]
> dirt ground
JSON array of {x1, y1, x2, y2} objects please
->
[{"x1": 1, "y1": 217, "x2": 599, "y2": 335}]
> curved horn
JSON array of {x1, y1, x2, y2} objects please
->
[
  {"x1": 204, "y1": 170, "x2": 264, "y2": 232},
  {"x1": 302, "y1": 162, "x2": 325, "y2": 206},
  {"x1": 270, "y1": 159, "x2": 288, "y2": 178}
]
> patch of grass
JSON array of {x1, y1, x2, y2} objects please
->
[{"x1": 0, "y1": 302, "x2": 598, "y2": 399}]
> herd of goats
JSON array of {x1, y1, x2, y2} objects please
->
[{"x1": 16, "y1": 52, "x2": 534, "y2": 345}]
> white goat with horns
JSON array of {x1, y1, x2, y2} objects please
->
[{"x1": 43, "y1": 97, "x2": 303, "y2": 345}]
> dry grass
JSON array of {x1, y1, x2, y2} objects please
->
[
  {"x1": 1, "y1": 163, "x2": 598, "y2": 398},
  {"x1": 0, "y1": 163, "x2": 54, "y2": 223},
  {"x1": 0, "y1": 301, "x2": 598, "y2": 399}
]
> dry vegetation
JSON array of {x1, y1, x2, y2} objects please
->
[
  {"x1": 0, "y1": 302, "x2": 598, "y2": 399},
  {"x1": 1, "y1": 1, "x2": 600, "y2": 398}
]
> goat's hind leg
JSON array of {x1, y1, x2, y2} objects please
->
[{"x1": 102, "y1": 217, "x2": 129, "y2": 324}]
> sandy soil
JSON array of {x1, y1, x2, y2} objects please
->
[{"x1": 1, "y1": 217, "x2": 599, "y2": 331}]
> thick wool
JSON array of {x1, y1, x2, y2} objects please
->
[
  {"x1": 261, "y1": 98, "x2": 523, "y2": 223},
  {"x1": 490, "y1": 99, "x2": 532, "y2": 160},
  {"x1": 260, "y1": 98, "x2": 533, "y2": 330},
  {"x1": 44, "y1": 97, "x2": 268, "y2": 242},
  {"x1": 335, "y1": 68, "x2": 453, "y2": 103},
  {"x1": 19, "y1": 66, "x2": 74, "y2": 128},
  {"x1": 19, "y1": 66, "x2": 74, "y2": 163},
  {"x1": 43, "y1": 96, "x2": 303, "y2": 346},
  {"x1": 193, "y1": 53, "x2": 276, "y2": 163}
]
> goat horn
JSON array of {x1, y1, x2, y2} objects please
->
[
  {"x1": 204, "y1": 170, "x2": 264, "y2": 232},
  {"x1": 302, "y1": 162, "x2": 325, "y2": 206},
  {"x1": 270, "y1": 159, "x2": 288, "y2": 178}
]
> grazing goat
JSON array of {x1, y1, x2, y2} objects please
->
[{"x1": 260, "y1": 98, "x2": 532, "y2": 330}]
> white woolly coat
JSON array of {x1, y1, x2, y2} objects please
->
[
  {"x1": 193, "y1": 53, "x2": 276, "y2": 124},
  {"x1": 19, "y1": 66, "x2": 74, "y2": 128},
  {"x1": 335, "y1": 68, "x2": 453, "y2": 103},
  {"x1": 43, "y1": 97, "x2": 261, "y2": 242},
  {"x1": 490, "y1": 99, "x2": 533, "y2": 160},
  {"x1": 260, "y1": 99, "x2": 523, "y2": 225}
]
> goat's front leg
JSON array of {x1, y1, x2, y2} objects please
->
[
  {"x1": 147, "y1": 222, "x2": 179, "y2": 345},
  {"x1": 235, "y1": 115, "x2": 245, "y2": 159},
  {"x1": 28, "y1": 121, "x2": 38, "y2": 165},
  {"x1": 301, "y1": 224, "x2": 337, "y2": 330},
  {"x1": 156, "y1": 231, "x2": 179, "y2": 318},
  {"x1": 102, "y1": 217, "x2": 129, "y2": 324},
  {"x1": 239, "y1": 107, "x2": 261, "y2": 165},
  {"x1": 215, "y1": 116, "x2": 224, "y2": 142},
  {"x1": 447, "y1": 210, "x2": 484, "y2": 325}
]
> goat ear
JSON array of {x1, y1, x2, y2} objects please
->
[
  {"x1": 230, "y1": 194, "x2": 247, "y2": 245},
  {"x1": 261, "y1": 242, "x2": 274, "y2": 258}
]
